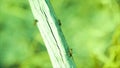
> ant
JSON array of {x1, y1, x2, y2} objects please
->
[
  {"x1": 34, "y1": 19, "x2": 38, "y2": 26},
  {"x1": 58, "y1": 19, "x2": 62, "y2": 26},
  {"x1": 69, "y1": 48, "x2": 73, "y2": 57},
  {"x1": 68, "y1": 48, "x2": 75, "y2": 62}
]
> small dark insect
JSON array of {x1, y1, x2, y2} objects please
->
[
  {"x1": 58, "y1": 19, "x2": 62, "y2": 26},
  {"x1": 68, "y1": 48, "x2": 75, "y2": 62},
  {"x1": 69, "y1": 48, "x2": 73, "y2": 57},
  {"x1": 34, "y1": 19, "x2": 38, "y2": 26}
]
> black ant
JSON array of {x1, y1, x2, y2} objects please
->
[
  {"x1": 68, "y1": 48, "x2": 75, "y2": 62},
  {"x1": 69, "y1": 48, "x2": 73, "y2": 57},
  {"x1": 58, "y1": 19, "x2": 62, "y2": 26},
  {"x1": 34, "y1": 19, "x2": 38, "y2": 26}
]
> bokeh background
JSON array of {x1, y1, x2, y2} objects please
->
[{"x1": 0, "y1": 0, "x2": 120, "y2": 68}]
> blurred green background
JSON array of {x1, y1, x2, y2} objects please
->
[{"x1": 0, "y1": 0, "x2": 120, "y2": 68}]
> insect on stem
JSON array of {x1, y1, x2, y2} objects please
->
[
  {"x1": 69, "y1": 48, "x2": 75, "y2": 63},
  {"x1": 69, "y1": 48, "x2": 73, "y2": 57},
  {"x1": 34, "y1": 19, "x2": 38, "y2": 26},
  {"x1": 58, "y1": 19, "x2": 62, "y2": 26}
]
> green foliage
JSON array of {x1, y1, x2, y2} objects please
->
[{"x1": 0, "y1": 0, "x2": 120, "y2": 68}]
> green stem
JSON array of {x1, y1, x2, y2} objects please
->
[{"x1": 28, "y1": 0, "x2": 76, "y2": 68}]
